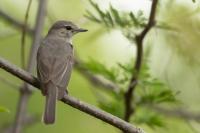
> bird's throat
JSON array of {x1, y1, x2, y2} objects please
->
[{"x1": 65, "y1": 37, "x2": 72, "y2": 44}]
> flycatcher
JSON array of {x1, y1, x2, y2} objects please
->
[{"x1": 37, "y1": 20, "x2": 87, "y2": 124}]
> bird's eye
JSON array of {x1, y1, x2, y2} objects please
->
[{"x1": 65, "y1": 26, "x2": 72, "y2": 30}]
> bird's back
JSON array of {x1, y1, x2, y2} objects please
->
[{"x1": 37, "y1": 36, "x2": 73, "y2": 98}]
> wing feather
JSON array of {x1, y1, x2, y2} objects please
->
[{"x1": 37, "y1": 39, "x2": 73, "y2": 99}]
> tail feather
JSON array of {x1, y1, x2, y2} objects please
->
[{"x1": 43, "y1": 81, "x2": 57, "y2": 124}]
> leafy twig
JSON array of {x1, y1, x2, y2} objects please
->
[{"x1": 124, "y1": 0, "x2": 158, "y2": 122}]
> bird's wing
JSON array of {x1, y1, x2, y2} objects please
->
[
  {"x1": 51, "y1": 55, "x2": 73, "y2": 88},
  {"x1": 51, "y1": 53, "x2": 73, "y2": 99},
  {"x1": 37, "y1": 40, "x2": 73, "y2": 98},
  {"x1": 37, "y1": 43, "x2": 52, "y2": 84}
]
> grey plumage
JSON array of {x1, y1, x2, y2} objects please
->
[{"x1": 37, "y1": 20, "x2": 87, "y2": 124}]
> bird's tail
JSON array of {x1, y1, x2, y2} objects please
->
[{"x1": 43, "y1": 81, "x2": 57, "y2": 124}]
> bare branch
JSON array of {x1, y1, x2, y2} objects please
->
[
  {"x1": 0, "y1": 57, "x2": 144, "y2": 133},
  {"x1": 21, "y1": 0, "x2": 33, "y2": 69},
  {"x1": 13, "y1": 0, "x2": 47, "y2": 133},
  {"x1": 13, "y1": 90, "x2": 31, "y2": 133},
  {"x1": 26, "y1": 0, "x2": 47, "y2": 71},
  {"x1": 124, "y1": 0, "x2": 158, "y2": 122},
  {"x1": 1, "y1": 114, "x2": 39, "y2": 133}
]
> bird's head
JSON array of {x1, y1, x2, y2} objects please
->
[{"x1": 48, "y1": 20, "x2": 87, "y2": 40}]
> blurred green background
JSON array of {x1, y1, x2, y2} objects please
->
[{"x1": 0, "y1": 0, "x2": 200, "y2": 133}]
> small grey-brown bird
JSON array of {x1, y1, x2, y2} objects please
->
[{"x1": 37, "y1": 20, "x2": 87, "y2": 124}]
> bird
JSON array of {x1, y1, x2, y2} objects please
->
[{"x1": 37, "y1": 20, "x2": 87, "y2": 124}]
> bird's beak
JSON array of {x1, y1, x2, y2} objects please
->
[{"x1": 75, "y1": 28, "x2": 88, "y2": 32}]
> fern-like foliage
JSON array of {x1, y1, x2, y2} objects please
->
[
  {"x1": 84, "y1": 0, "x2": 179, "y2": 128},
  {"x1": 86, "y1": 0, "x2": 176, "y2": 42},
  {"x1": 82, "y1": 58, "x2": 178, "y2": 127},
  {"x1": 85, "y1": 0, "x2": 146, "y2": 29},
  {"x1": 85, "y1": 0, "x2": 148, "y2": 42}
]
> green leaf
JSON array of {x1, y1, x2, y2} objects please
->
[
  {"x1": 117, "y1": 62, "x2": 133, "y2": 74},
  {"x1": 129, "y1": 12, "x2": 140, "y2": 27},
  {"x1": 136, "y1": 63, "x2": 178, "y2": 105},
  {"x1": 138, "y1": 79, "x2": 178, "y2": 105},
  {"x1": 86, "y1": 0, "x2": 146, "y2": 30},
  {"x1": 105, "y1": 12, "x2": 114, "y2": 27},
  {"x1": 109, "y1": 5, "x2": 124, "y2": 27},
  {"x1": 83, "y1": 59, "x2": 117, "y2": 82},
  {"x1": 97, "y1": 97, "x2": 124, "y2": 118},
  {"x1": 84, "y1": 10, "x2": 101, "y2": 23},
  {"x1": 92, "y1": 85, "x2": 124, "y2": 118},
  {"x1": 133, "y1": 108, "x2": 164, "y2": 128},
  {"x1": 156, "y1": 22, "x2": 177, "y2": 31},
  {"x1": 0, "y1": 106, "x2": 10, "y2": 113},
  {"x1": 89, "y1": 0, "x2": 109, "y2": 27}
]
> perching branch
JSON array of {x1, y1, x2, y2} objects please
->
[
  {"x1": 0, "y1": 57, "x2": 144, "y2": 133},
  {"x1": 124, "y1": 0, "x2": 158, "y2": 121},
  {"x1": 1, "y1": 74, "x2": 199, "y2": 124}
]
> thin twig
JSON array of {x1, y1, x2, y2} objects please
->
[
  {"x1": 0, "y1": 57, "x2": 144, "y2": 133},
  {"x1": 124, "y1": 0, "x2": 158, "y2": 122},
  {"x1": 21, "y1": 0, "x2": 33, "y2": 69},
  {"x1": 151, "y1": 106, "x2": 200, "y2": 122},
  {"x1": 12, "y1": 0, "x2": 47, "y2": 133},
  {"x1": 0, "y1": 9, "x2": 34, "y2": 34},
  {"x1": 1, "y1": 114, "x2": 39, "y2": 133},
  {"x1": 13, "y1": 90, "x2": 31, "y2": 133},
  {"x1": 26, "y1": 0, "x2": 47, "y2": 71}
]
